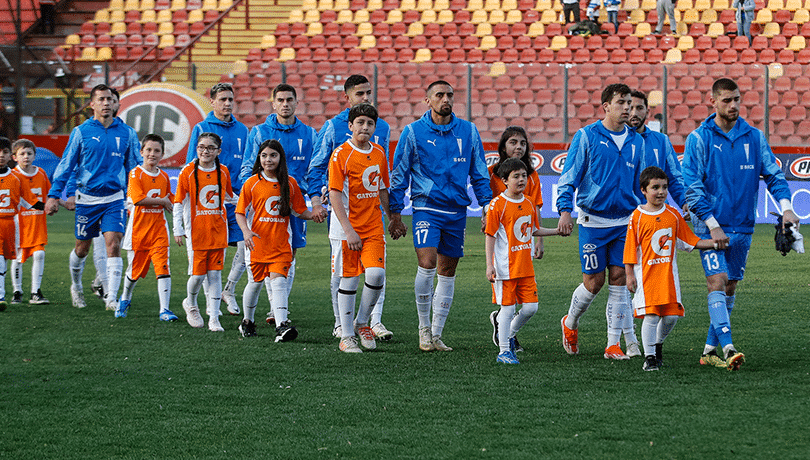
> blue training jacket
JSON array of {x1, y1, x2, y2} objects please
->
[
  {"x1": 306, "y1": 108, "x2": 390, "y2": 199},
  {"x1": 556, "y1": 120, "x2": 645, "y2": 219},
  {"x1": 239, "y1": 114, "x2": 316, "y2": 193},
  {"x1": 637, "y1": 126, "x2": 687, "y2": 207},
  {"x1": 389, "y1": 111, "x2": 491, "y2": 214},
  {"x1": 186, "y1": 111, "x2": 248, "y2": 192},
  {"x1": 50, "y1": 117, "x2": 141, "y2": 201},
  {"x1": 683, "y1": 114, "x2": 791, "y2": 234}
]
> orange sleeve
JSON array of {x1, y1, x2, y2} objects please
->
[
  {"x1": 527, "y1": 170, "x2": 543, "y2": 209},
  {"x1": 327, "y1": 147, "x2": 346, "y2": 192},
  {"x1": 623, "y1": 211, "x2": 640, "y2": 265},
  {"x1": 128, "y1": 169, "x2": 148, "y2": 204},
  {"x1": 675, "y1": 209, "x2": 702, "y2": 247},
  {"x1": 289, "y1": 178, "x2": 307, "y2": 215},
  {"x1": 235, "y1": 179, "x2": 251, "y2": 215},
  {"x1": 484, "y1": 198, "x2": 502, "y2": 237}
]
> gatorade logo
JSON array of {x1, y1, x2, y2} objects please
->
[
  {"x1": 199, "y1": 184, "x2": 220, "y2": 209},
  {"x1": 265, "y1": 196, "x2": 280, "y2": 216},
  {"x1": 790, "y1": 156, "x2": 810, "y2": 179},
  {"x1": 362, "y1": 165, "x2": 381, "y2": 191},
  {"x1": 651, "y1": 228, "x2": 673, "y2": 257},
  {"x1": 551, "y1": 153, "x2": 567, "y2": 174},
  {"x1": 512, "y1": 215, "x2": 533, "y2": 243}
]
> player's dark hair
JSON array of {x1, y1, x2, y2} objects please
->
[
  {"x1": 495, "y1": 126, "x2": 532, "y2": 177},
  {"x1": 272, "y1": 83, "x2": 297, "y2": 99},
  {"x1": 252, "y1": 139, "x2": 291, "y2": 217},
  {"x1": 141, "y1": 133, "x2": 165, "y2": 152},
  {"x1": 630, "y1": 90, "x2": 647, "y2": 107},
  {"x1": 426, "y1": 80, "x2": 453, "y2": 94},
  {"x1": 639, "y1": 166, "x2": 668, "y2": 190},
  {"x1": 210, "y1": 82, "x2": 233, "y2": 99},
  {"x1": 601, "y1": 83, "x2": 631, "y2": 105},
  {"x1": 109, "y1": 87, "x2": 120, "y2": 101},
  {"x1": 90, "y1": 84, "x2": 113, "y2": 101},
  {"x1": 12, "y1": 139, "x2": 36, "y2": 155},
  {"x1": 349, "y1": 103, "x2": 378, "y2": 123},
  {"x1": 194, "y1": 132, "x2": 222, "y2": 213},
  {"x1": 498, "y1": 157, "x2": 528, "y2": 180},
  {"x1": 344, "y1": 75, "x2": 369, "y2": 93},
  {"x1": 712, "y1": 78, "x2": 738, "y2": 96},
  {"x1": 0, "y1": 136, "x2": 11, "y2": 151}
]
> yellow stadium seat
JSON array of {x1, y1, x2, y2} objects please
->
[
  {"x1": 475, "y1": 22, "x2": 492, "y2": 36},
  {"x1": 755, "y1": 9, "x2": 772, "y2": 23},
  {"x1": 406, "y1": 22, "x2": 424, "y2": 36},
  {"x1": 553, "y1": 0, "x2": 563, "y2": 11},
  {"x1": 471, "y1": 9, "x2": 488, "y2": 24},
  {"x1": 488, "y1": 61, "x2": 506, "y2": 76},
  {"x1": 484, "y1": 0, "x2": 500, "y2": 10},
  {"x1": 681, "y1": 8, "x2": 699, "y2": 24},
  {"x1": 157, "y1": 9, "x2": 173, "y2": 22},
  {"x1": 675, "y1": 0, "x2": 692, "y2": 10},
  {"x1": 386, "y1": 9, "x2": 403, "y2": 23},
  {"x1": 769, "y1": 63, "x2": 783, "y2": 77},
  {"x1": 539, "y1": 9, "x2": 557, "y2": 24},
  {"x1": 421, "y1": 9, "x2": 437, "y2": 23},
  {"x1": 761, "y1": 22, "x2": 780, "y2": 36},
  {"x1": 306, "y1": 22, "x2": 323, "y2": 36},
  {"x1": 217, "y1": 0, "x2": 231, "y2": 8},
  {"x1": 416, "y1": 0, "x2": 432, "y2": 11},
  {"x1": 434, "y1": 0, "x2": 449, "y2": 10},
  {"x1": 489, "y1": 9, "x2": 504, "y2": 23},
  {"x1": 706, "y1": 22, "x2": 724, "y2": 37},
  {"x1": 436, "y1": 9, "x2": 454, "y2": 24},
  {"x1": 641, "y1": 0, "x2": 657, "y2": 10},
  {"x1": 548, "y1": 35, "x2": 567, "y2": 50},
  {"x1": 625, "y1": 0, "x2": 640, "y2": 8},
  {"x1": 110, "y1": 21, "x2": 126, "y2": 35},
  {"x1": 367, "y1": 0, "x2": 383, "y2": 9},
  {"x1": 335, "y1": 9, "x2": 353, "y2": 23},
  {"x1": 109, "y1": 0, "x2": 123, "y2": 9},
  {"x1": 712, "y1": 0, "x2": 728, "y2": 8},
  {"x1": 158, "y1": 21, "x2": 173, "y2": 34},
  {"x1": 78, "y1": 47, "x2": 97, "y2": 61},
  {"x1": 413, "y1": 48, "x2": 431, "y2": 62},
  {"x1": 767, "y1": 0, "x2": 784, "y2": 8},
  {"x1": 288, "y1": 9, "x2": 304, "y2": 22},
  {"x1": 170, "y1": 0, "x2": 186, "y2": 11},
  {"x1": 788, "y1": 35, "x2": 806, "y2": 50},
  {"x1": 700, "y1": 8, "x2": 717, "y2": 23},
  {"x1": 124, "y1": 0, "x2": 139, "y2": 11},
  {"x1": 794, "y1": 8, "x2": 810, "y2": 23},
  {"x1": 317, "y1": 0, "x2": 333, "y2": 10},
  {"x1": 502, "y1": 0, "x2": 517, "y2": 9},
  {"x1": 467, "y1": 0, "x2": 483, "y2": 10},
  {"x1": 786, "y1": 0, "x2": 802, "y2": 10},
  {"x1": 334, "y1": 0, "x2": 349, "y2": 10},
  {"x1": 303, "y1": 9, "x2": 319, "y2": 23},
  {"x1": 260, "y1": 35, "x2": 276, "y2": 49},
  {"x1": 694, "y1": 0, "x2": 710, "y2": 10},
  {"x1": 478, "y1": 35, "x2": 497, "y2": 50},
  {"x1": 505, "y1": 9, "x2": 522, "y2": 24},
  {"x1": 109, "y1": 10, "x2": 125, "y2": 22},
  {"x1": 140, "y1": 0, "x2": 155, "y2": 10},
  {"x1": 141, "y1": 9, "x2": 157, "y2": 22},
  {"x1": 301, "y1": 0, "x2": 317, "y2": 9},
  {"x1": 536, "y1": 0, "x2": 552, "y2": 9},
  {"x1": 526, "y1": 21, "x2": 544, "y2": 37},
  {"x1": 92, "y1": 9, "x2": 109, "y2": 23},
  {"x1": 97, "y1": 46, "x2": 112, "y2": 60},
  {"x1": 358, "y1": 35, "x2": 376, "y2": 50},
  {"x1": 634, "y1": 22, "x2": 652, "y2": 36},
  {"x1": 201, "y1": 0, "x2": 217, "y2": 11},
  {"x1": 186, "y1": 9, "x2": 203, "y2": 22},
  {"x1": 277, "y1": 48, "x2": 295, "y2": 62},
  {"x1": 628, "y1": 9, "x2": 646, "y2": 24},
  {"x1": 803, "y1": 0, "x2": 809, "y2": 7},
  {"x1": 158, "y1": 34, "x2": 175, "y2": 48},
  {"x1": 676, "y1": 35, "x2": 694, "y2": 50},
  {"x1": 400, "y1": 0, "x2": 416, "y2": 10},
  {"x1": 355, "y1": 9, "x2": 369, "y2": 22},
  {"x1": 648, "y1": 90, "x2": 663, "y2": 107},
  {"x1": 65, "y1": 34, "x2": 81, "y2": 45},
  {"x1": 663, "y1": 48, "x2": 682, "y2": 63},
  {"x1": 355, "y1": 22, "x2": 372, "y2": 36}
]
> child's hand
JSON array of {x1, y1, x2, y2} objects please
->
[
  {"x1": 174, "y1": 235, "x2": 185, "y2": 246},
  {"x1": 626, "y1": 275, "x2": 637, "y2": 293},
  {"x1": 346, "y1": 230, "x2": 362, "y2": 251},
  {"x1": 243, "y1": 231, "x2": 260, "y2": 251},
  {"x1": 486, "y1": 266, "x2": 496, "y2": 283},
  {"x1": 162, "y1": 197, "x2": 173, "y2": 213},
  {"x1": 533, "y1": 237, "x2": 544, "y2": 259},
  {"x1": 45, "y1": 197, "x2": 60, "y2": 215}
]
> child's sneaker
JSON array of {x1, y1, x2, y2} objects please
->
[
  {"x1": 371, "y1": 322, "x2": 393, "y2": 341},
  {"x1": 432, "y1": 335, "x2": 453, "y2": 352},
  {"x1": 626, "y1": 341, "x2": 642, "y2": 358},
  {"x1": 71, "y1": 286, "x2": 86, "y2": 309},
  {"x1": 221, "y1": 288, "x2": 240, "y2": 315},
  {"x1": 29, "y1": 289, "x2": 49, "y2": 305},
  {"x1": 275, "y1": 321, "x2": 298, "y2": 342},
  {"x1": 91, "y1": 278, "x2": 105, "y2": 299},
  {"x1": 510, "y1": 336, "x2": 524, "y2": 353},
  {"x1": 655, "y1": 343, "x2": 663, "y2": 367},
  {"x1": 266, "y1": 311, "x2": 275, "y2": 325},
  {"x1": 159, "y1": 309, "x2": 179, "y2": 322},
  {"x1": 332, "y1": 325, "x2": 342, "y2": 338},
  {"x1": 418, "y1": 326, "x2": 434, "y2": 351},
  {"x1": 355, "y1": 324, "x2": 377, "y2": 350},
  {"x1": 208, "y1": 314, "x2": 224, "y2": 332},
  {"x1": 604, "y1": 344, "x2": 630, "y2": 360},
  {"x1": 104, "y1": 294, "x2": 118, "y2": 312},
  {"x1": 561, "y1": 315, "x2": 578, "y2": 355},
  {"x1": 642, "y1": 355, "x2": 660, "y2": 371},
  {"x1": 238, "y1": 319, "x2": 257, "y2": 337},
  {"x1": 182, "y1": 298, "x2": 204, "y2": 328},
  {"x1": 10, "y1": 291, "x2": 23, "y2": 305},
  {"x1": 339, "y1": 336, "x2": 362, "y2": 353},
  {"x1": 115, "y1": 299, "x2": 130, "y2": 318},
  {"x1": 490, "y1": 310, "x2": 499, "y2": 347},
  {"x1": 496, "y1": 350, "x2": 520, "y2": 364}
]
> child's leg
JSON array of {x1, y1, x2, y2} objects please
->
[
  {"x1": 510, "y1": 302, "x2": 538, "y2": 337},
  {"x1": 10, "y1": 259, "x2": 22, "y2": 293},
  {"x1": 242, "y1": 280, "x2": 263, "y2": 323},
  {"x1": 31, "y1": 250, "x2": 45, "y2": 294},
  {"x1": 157, "y1": 276, "x2": 171, "y2": 313},
  {"x1": 355, "y1": 267, "x2": 385, "y2": 326},
  {"x1": 497, "y1": 304, "x2": 517, "y2": 353},
  {"x1": 105, "y1": 253, "x2": 123, "y2": 306},
  {"x1": 268, "y1": 276, "x2": 289, "y2": 324},
  {"x1": 69, "y1": 249, "x2": 87, "y2": 290},
  {"x1": 337, "y1": 276, "x2": 360, "y2": 338},
  {"x1": 657, "y1": 315, "x2": 679, "y2": 344},
  {"x1": 205, "y1": 270, "x2": 222, "y2": 317},
  {"x1": 285, "y1": 257, "x2": 296, "y2": 299},
  {"x1": 120, "y1": 276, "x2": 137, "y2": 302},
  {"x1": 223, "y1": 241, "x2": 246, "y2": 293},
  {"x1": 330, "y1": 272, "x2": 340, "y2": 327},
  {"x1": 415, "y1": 266, "x2": 435, "y2": 329},
  {"x1": 0, "y1": 258, "x2": 6, "y2": 299},
  {"x1": 641, "y1": 314, "x2": 660, "y2": 356},
  {"x1": 622, "y1": 288, "x2": 638, "y2": 345},
  {"x1": 187, "y1": 275, "x2": 205, "y2": 305},
  {"x1": 370, "y1": 278, "x2": 385, "y2": 326}
]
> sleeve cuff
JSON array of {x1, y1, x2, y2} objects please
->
[
  {"x1": 704, "y1": 216, "x2": 720, "y2": 230},
  {"x1": 780, "y1": 198, "x2": 793, "y2": 214}
]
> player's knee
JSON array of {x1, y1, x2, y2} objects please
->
[{"x1": 364, "y1": 267, "x2": 385, "y2": 288}]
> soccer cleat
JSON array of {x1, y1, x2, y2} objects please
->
[
  {"x1": 182, "y1": 298, "x2": 204, "y2": 328},
  {"x1": 418, "y1": 327, "x2": 434, "y2": 351},
  {"x1": 432, "y1": 335, "x2": 453, "y2": 352},
  {"x1": 655, "y1": 343, "x2": 663, "y2": 367},
  {"x1": 275, "y1": 321, "x2": 298, "y2": 342},
  {"x1": 510, "y1": 336, "x2": 524, "y2": 353},
  {"x1": 91, "y1": 278, "x2": 105, "y2": 299},
  {"x1": 699, "y1": 350, "x2": 727, "y2": 368},
  {"x1": 0, "y1": 297, "x2": 6, "y2": 311},
  {"x1": 643, "y1": 355, "x2": 660, "y2": 371},
  {"x1": 355, "y1": 325, "x2": 377, "y2": 350},
  {"x1": 29, "y1": 290, "x2": 49, "y2": 305},
  {"x1": 371, "y1": 322, "x2": 393, "y2": 341},
  {"x1": 339, "y1": 336, "x2": 362, "y2": 353},
  {"x1": 208, "y1": 314, "x2": 224, "y2": 332},
  {"x1": 266, "y1": 311, "x2": 275, "y2": 325},
  {"x1": 104, "y1": 295, "x2": 118, "y2": 312},
  {"x1": 71, "y1": 286, "x2": 86, "y2": 309},
  {"x1": 626, "y1": 341, "x2": 642, "y2": 358},
  {"x1": 115, "y1": 299, "x2": 130, "y2": 318},
  {"x1": 159, "y1": 309, "x2": 179, "y2": 322},
  {"x1": 561, "y1": 315, "x2": 578, "y2": 355},
  {"x1": 11, "y1": 291, "x2": 23, "y2": 305},
  {"x1": 490, "y1": 310, "x2": 499, "y2": 347},
  {"x1": 604, "y1": 344, "x2": 630, "y2": 360},
  {"x1": 725, "y1": 350, "x2": 745, "y2": 371},
  {"x1": 496, "y1": 350, "x2": 520, "y2": 364},
  {"x1": 238, "y1": 319, "x2": 257, "y2": 337},
  {"x1": 222, "y1": 288, "x2": 240, "y2": 315},
  {"x1": 332, "y1": 325, "x2": 342, "y2": 338}
]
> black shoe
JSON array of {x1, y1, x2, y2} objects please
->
[
  {"x1": 275, "y1": 321, "x2": 298, "y2": 342},
  {"x1": 489, "y1": 310, "x2": 499, "y2": 347},
  {"x1": 11, "y1": 291, "x2": 23, "y2": 305},
  {"x1": 512, "y1": 336, "x2": 524, "y2": 353},
  {"x1": 91, "y1": 280, "x2": 105, "y2": 300},
  {"x1": 29, "y1": 289, "x2": 50, "y2": 305},
  {"x1": 655, "y1": 343, "x2": 663, "y2": 367},
  {"x1": 238, "y1": 319, "x2": 257, "y2": 337},
  {"x1": 643, "y1": 355, "x2": 660, "y2": 371}
]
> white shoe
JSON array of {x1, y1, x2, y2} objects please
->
[
  {"x1": 208, "y1": 314, "x2": 224, "y2": 332},
  {"x1": 419, "y1": 327, "x2": 434, "y2": 351},
  {"x1": 104, "y1": 294, "x2": 118, "y2": 312},
  {"x1": 222, "y1": 288, "x2": 240, "y2": 315},
  {"x1": 355, "y1": 324, "x2": 377, "y2": 350},
  {"x1": 182, "y1": 298, "x2": 204, "y2": 328},
  {"x1": 371, "y1": 322, "x2": 393, "y2": 341},
  {"x1": 339, "y1": 336, "x2": 362, "y2": 353},
  {"x1": 626, "y1": 341, "x2": 642, "y2": 358},
  {"x1": 432, "y1": 335, "x2": 453, "y2": 352},
  {"x1": 71, "y1": 286, "x2": 86, "y2": 309},
  {"x1": 332, "y1": 325, "x2": 342, "y2": 338}
]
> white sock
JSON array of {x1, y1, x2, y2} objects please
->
[
  {"x1": 120, "y1": 277, "x2": 136, "y2": 302},
  {"x1": 270, "y1": 277, "x2": 288, "y2": 324},
  {"x1": 338, "y1": 276, "x2": 360, "y2": 338},
  {"x1": 105, "y1": 257, "x2": 123, "y2": 303},
  {"x1": 431, "y1": 274, "x2": 455, "y2": 337},
  {"x1": 242, "y1": 280, "x2": 262, "y2": 322},
  {"x1": 415, "y1": 266, "x2": 435, "y2": 329},
  {"x1": 370, "y1": 278, "x2": 385, "y2": 325},
  {"x1": 0, "y1": 258, "x2": 6, "y2": 299},
  {"x1": 657, "y1": 315, "x2": 679, "y2": 344},
  {"x1": 265, "y1": 273, "x2": 274, "y2": 305},
  {"x1": 331, "y1": 273, "x2": 340, "y2": 326},
  {"x1": 286, "y1": 258, "x2": 296, "y2": 298},
  {"x1": 226, "y1": 241, "x2": 246, "y2": 286},
  {"x1": 621, "y1": 286, "x2": 638, "y2": 344},
  {"x1": 357, "y1": 267, "x2": 385, "y2": 326},
  {"x1": 510, "y1": 302, "x2": 538, "y2": 337},
  {"x1": 206, "y1": 270, "x2": 222, "y2": 317},
  {"x1": 497, "y1": 305, "x2": 516, "y2": 352},
  {"x1": 11, "y1": 259, "x2": 21, "y2": 292},
  {"x1": 641, "y1": 315, "x2": 660, "y2": 356},
  {"x1": 606, "y1": 285, "x2": 626, "y2": 346},
  {"x1": 69, "y1": 249, "x2": 86, "y2": 290},
  {"x1": 566, "y1": 283, "x2": 595, "y2": 329},
  {"x1": 31, "y1": 250, "x2": 45, "y2": 292},
  {"x1": 93, "y1": 235, "x2": 107, "y2": 291},
  {"x1": 157, "y1": 276, "x2": 171, "y2": 312},
  {"x1": 187, "y1": 274, "x2": 205, "y2": 306}
]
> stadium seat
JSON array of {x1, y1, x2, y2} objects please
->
[
  {"x1": 705, "y1": 22, "x2": 724, "y2": 37},
  {"x1": 664, "y1": 48, "x2": 683, "y2": 63},
  {"x1": 761, "y1": 22, "x2": 780, "y2": 37},
  {"x1": 677, "y1": 35, "x2": 695, "y2": 51}
]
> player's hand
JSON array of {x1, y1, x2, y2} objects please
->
[
  {"x1": 709, "y1": 227, "x2": 729, "y2": 250},
  {"x1": 320, "y1": 186, "x2": 329, "y2": 205},
  {"x1": 346, "y1": 230, "x2": 362, "y2": 251},
  {"x1": 682, "y1": 203, "x2": 690, "y2": 221},
  {"x1": 162, "y1": 198, "x2": 173, "y2": 213},
  {"x1": 65, "y1": 196, "x2": 76, "y2": 210},
  {"x1": 533, "y1": 237, "x2": 545, "y2": 259},
  {"x1": 45, "y1": 197, "x2": 60, "y2": 215},
  {"x1": 243, "y1": 231, "x2": 259, "y2": 251},
  {"x1": 388, "y1": 215, "x2": 406, "y2": 239},
  {"x1": 626, "y1": 275, "x2": 637, "y2": 293},
  {"x1": 311, "y1": 203, "x2": 326, "y2": 223},
  {"x1": 783, "y1": 209, "x2": 800, "y2": 228},
  {"x1": 486, "y1": 266, "x2": 496, "y2": 283},
  {"x1": 557, "y1": 212, "x2": 573, "y2": 236},
  {"x1": 174, "y1": 235, "x2": 185, "y2": 246}
]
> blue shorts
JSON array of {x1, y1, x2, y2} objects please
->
[
  {"x1": 225, "y1": 203, "x2": 243, "y2": 245},
  {"x1": 75, "y1": 200, "x2": 126, "y2": 240},
  {"x1": 290, "y1": 214, "x2": 307, "y2": 250},
  {"x1": 578, "y1": 224, "x2": 627, "y2": 274},
  {"x1": 412, "y1": 209, "x2": 466, "y2": 259},
  {"x1": 697, "y1": 232, "x2": 752, "y2": 281}
]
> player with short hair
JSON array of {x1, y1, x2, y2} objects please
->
[
  {"x1": 306, "y1": 74, "x2": 393, "y2": 341},
  {"x1": 682, "y1": 78, "x2": 799, "y2": 370},
  {"x1": 389, "y1": 80, "x2": 492, "y2": 352},
  {"x1": 624, "y1": 166, "x2": 715, "y2": 371},
  {"x1": 45, "y1": 84, "x2": 142, "y2": 311},
  {"x1": 556, "y1": 83, "x2": 646, "y2": 360},
  {"x1": 240, "y1": 83, "x2": 317, "y2": 324},
  {"x1": 187, "y1": 83, "x2": 249, "y2": 316},
  {"x1": 485, "y1": 158, "x2": 559, "y2": 364},
  {"x1": 117, "y1": 134, "x2": 177, "y2": 320}
]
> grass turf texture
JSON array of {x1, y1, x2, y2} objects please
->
[{"x1": 2, "y1": 212, "x2": 809, "y2": 459}]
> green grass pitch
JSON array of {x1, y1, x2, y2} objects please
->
[{"x1": 1, "y1": 211, "x2": 809, "y2": 459}]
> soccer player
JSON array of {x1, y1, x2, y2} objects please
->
[
  {"x1": 682, "y1": 78, "x2": 799, "y2": 370},
  {"x1": 0, "y1": 138, "x2": 35, "y2": 309},
  {"x1": 627, "y1": 90, "x2": 688, "y2": 214},
  {"x1": 237, "y1": 139, "x2": 320, "y2": 341},
  {"x1": 624, "y1": 166, "x2": 715, "y2": 371},
  {"x1": 45, "y1": 84, "x2": 142, "y2": 310},
  {"x1": 240, "y1": 84, "x2": 317, "y2": 324},
  {"x1": 556, "y1": 83, "x2": 645, "y2": 360},
  {"x1": 187, "y1": 83, "x2": 249, "y2": 316},
  {"x1": 174, "y1": 133, "x2": 237, "y2": 331},
  {"x1": 328, "y1": 104, "x2": 391, "y2": 353},
  {"x1": 306, "y1": 74, "x2": 393, "y2": 341},
  {"x1": 485, "y1": 158, "x2": 560, "y2": 364},
  {"x1": 9, "y1": 139, "x2": 50, "y2": 305},
  {"x1": 389, "y1": 80, "x2": 492, "y2": 352},
  {"x1": 117, "y1": 134, "x2": 177, "y2": 321}
]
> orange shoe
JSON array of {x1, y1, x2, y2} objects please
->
[
  {"x1": 604, "y1": 344, "x2": 630, "y2": 360},
  {"x1": 561, "y1": 315, "x2": 579, "y2": 355}
]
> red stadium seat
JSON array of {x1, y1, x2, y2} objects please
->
[
  {"x1": 610, "y1": 48, "x2": 627, "y2": 61},
  {"x1": 740, "y1": 48, "x2": 757, "y2": 63},
  {"x1": 628, "y1": 49, "x2": 645, "y2": 63},
  {"x1": 703, "y1": 49, "x2": 719, "y2": 63},
  {"x1": 778, "y1": 49, "x2": 795, "y2": 63},
  {"x1": 759, "y1": 49, "x2": 776, "y2": 63}
]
